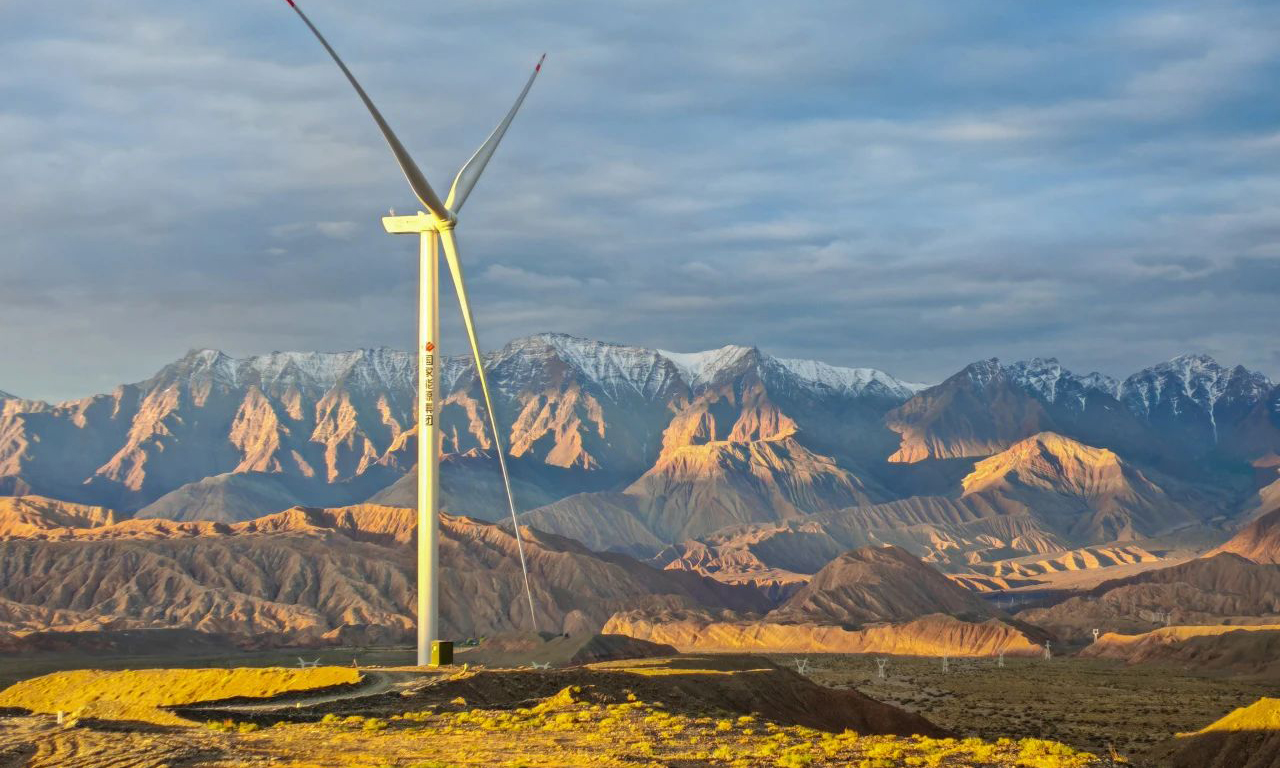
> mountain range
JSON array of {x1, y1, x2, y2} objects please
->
[
  {"x1": 0, "y1": 500, "x2": 768, "y2": 644},
  {"x1": 2, "y1": 334, "x2": 1277, "y2": 574}
]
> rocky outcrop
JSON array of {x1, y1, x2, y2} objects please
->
[
  {"x1": 522, "y1": 438, "x2": 889, "y2": 557},
  {"x1": 629, "y1": 438, "x2": 881, "y2": 539}
]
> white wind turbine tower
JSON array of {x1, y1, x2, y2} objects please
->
[{"x1": 281, "y1": 0, "x2": 542, "y2": 666}]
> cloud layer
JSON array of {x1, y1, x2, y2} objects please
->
[{"x1": 1, "y1": 0, "x2": 1277, "y2": 400}]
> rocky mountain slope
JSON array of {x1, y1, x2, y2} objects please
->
[
  {"x1": 766, "y1": 545, "x2": 994, "y2": 624},
  {"x1": 0, "y1": 348, "x2": 416, "y2": 511},
  {"x1": 0, "y1": 503, "x2": 769, "y2": 644},
  {"x1": 0, "y1": 335, "x2": 920, "y2": 519},
  {"x1": 1017, "y1": 553, "x2": 1280, "y2": 641},
  {"x1": 521, "y1": 352, "x2": 1268, "y2": 563},
  {"x1": 1122, "y1": 355, "x2": 1275, "y2": 454},
  {"x1": 954, "y1": 543, "x2": 1161, "y2": 585},
  {"x1": 885, "y1": 354, "x2": 1274, "y2": 466},
  {"x1": 2, "y1": 338, "x2": 1272, "y2": 574},
  {"x1": 1212, "y1": 506, "x2": 1280, "y2": 564},
  {"x1": 0, "y1": 495, "x2": 118, "y2": 538},
  {"x1": 523, "y1": 437, "x2": 885, "y2": 556},
  {"x1": 957, "y1": 432, "x2": 1209, "y2": 542},
  {"x1": 645, "y1": 431, "x2": 1219, "y2": 583},
  {"x1": 602, "y1": 545, "x2": 1039, "y2": 656}
]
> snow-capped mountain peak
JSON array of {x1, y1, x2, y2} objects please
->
[
  {"x1": 1007, "y1": 358, "x2": 1120, "y2": 405},
  {"x1": 657, "y1": 342, "x2": 923, "y2": 399},
  {"x1": 656, "y1": 344, "x2": 757, "y2": 389},
  {"x1": 165, "y1": 347, "x2": 414, "y2": 395},
  {"x1": 521, "y1": 333, "x2": 686, "y2": 399},
  {"x1": 1122, "y1": 354, "x2": 1269, "y2": 414},
  {"x1": 1119, "y1": 353, "x2": 1273, "y2": 441},
  {"x1": 959, "y1": 358, "x2": 1003, "y2": 388}
]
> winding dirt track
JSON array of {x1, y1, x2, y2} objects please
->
[{"x1": 181, "y1": 670, "x2": 432, "y2": 715}]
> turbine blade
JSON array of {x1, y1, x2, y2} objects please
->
[
  {"x1": 437, "y1": 226, "x2": 539, "y2": 632},
  {"x1": 445, "y1": 54, "x2": 546, "y2": 214},
  {"x1": 282, "y1": 0, "x2": 450, "y2": 220}
]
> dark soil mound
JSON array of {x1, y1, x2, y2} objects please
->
[{"x1": 309, "y1": 654, "x2": 944, "y2": 737}]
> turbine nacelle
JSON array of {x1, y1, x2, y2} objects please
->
[{"x1": 382, "y1": 211, "x2": 454, "y2": 236}]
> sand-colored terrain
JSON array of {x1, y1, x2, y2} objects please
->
[
  {"x1": 0, "y1": 667, "x2": 362, "y2": 725},
  {"x1": 0, "y1": 656, "x2": 1122, "y2": 767},
  {"x1": 606, "y1": 610, "x2": 1045, "y2": 656}
]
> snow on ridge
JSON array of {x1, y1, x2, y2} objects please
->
[
  {"x1": 238, "y1": 349, "x2": 412, "y2": 392},
  {"x1": 178, "y1": 347, "x2": 413, "y2": 393},
  {"x1": 657, "y1": 341, "x2": 923, "y2": 397},
  {"x1": 1007, "y1": 358, "x2": 1064, "y2": 401},
  {"x1": 1123, "y1": 354, "x2": 1236, "y2": 412},
  {"x1": 530, "y1": 333, "x2": 683, "y2": 398},
  {"x1": 1118, "y1": 354, "x2": 1273, "y2": 442},
  {"x1": 1080, "y1": 372, "x2": 1122, "y2": 400},
  {"x1": 1007, "y1": 357, "x2": 1120, "y2": 404},
  {"x1": 774, "y1": 357, "x2": 926, "y2": 398},
  {"x1": 656, "y1": 345, "x2": 756, "y2": 388},
  {"x1": 525, "y1": 334, "x2": 924, "y2": 400}
]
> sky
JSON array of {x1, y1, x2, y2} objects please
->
[{"x1": 2, "y1": 0, "x2": 1278, "y2": 401}]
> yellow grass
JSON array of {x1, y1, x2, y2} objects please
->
[
  {"x1": 215, "y1": 684, "x2": 1102, "y2": 767},
  {"x1": 0, "y1": 666, "x2": 361, "y2": 725}
]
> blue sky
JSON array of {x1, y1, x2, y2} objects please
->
[{"x1": 2, "y1": 0, "x2": 1278, "y2": 400}]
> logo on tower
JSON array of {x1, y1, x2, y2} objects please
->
[{"x1": 425, "y1": 342, "x2": 435, "y2": 352}]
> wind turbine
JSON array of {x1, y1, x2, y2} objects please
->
[{"x1": 280, "y1": 0, "x2": 542, "y2": 666}]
